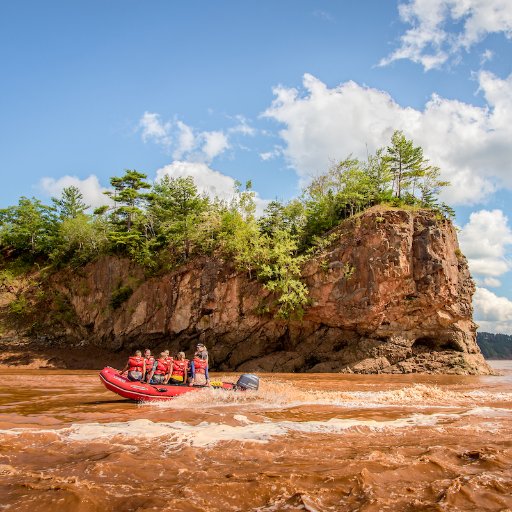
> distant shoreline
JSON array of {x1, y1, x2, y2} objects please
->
[{"x1": 477, "y1": 332, "x2": 512, "y2": 360}]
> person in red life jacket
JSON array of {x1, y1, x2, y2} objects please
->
[
  {"x1": 166, "y1": 351, "x2": 189, "y2": 385},
  {"x1": 143, "y1": 349, "x2": 154, "y2": 381},
  {"x1": 119, "y1": 350, "x2": 145, "y2": 382},
  {"x1": 163, "y1": 350, "x2": 173, "y2": 376},
  {"x1": 146, "y1": 352, "x2": 170, "y2": 385},
  {"x1": 188, "y1": 343, "x2": 209, "y2": 386}
]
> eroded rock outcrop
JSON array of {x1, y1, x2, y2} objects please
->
[{"x1": 1, "y1": 207, "x2": 492, "y2": 374}]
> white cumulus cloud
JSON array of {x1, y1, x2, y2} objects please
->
[
  {"x1": 172, "y1": 122, "x2": 229, "y2": 162},
  {"x1": 202, "y1": 131, "x2": 230, "y2": 161},
  {"x1": 262, "y1": 72, "x2": 512, "y2": 205},
  {"x1": 380, "y1": 0, "x2": 512, "y2": 70},
  {"x1": 39, "y1": 174, "x2": 111, "y2": 209},
  {"x1": 461, "y1": 210, "x2": 512, "y2": 334},
  {"x1": 474, "y1": 287, "x2": 512, "y2": 334},
  {"x1": 139, "y1": 113, "x2": 257, "y2": 163},
  {"x1": 140, "y1": 112, "x2": 172, "y2": 147},
  {"x1": 459, "y1": 209, "x2": 512, "y2": 278},
  {"x1": 173, "y1": 120, "x2": 196, "y2": 160}
]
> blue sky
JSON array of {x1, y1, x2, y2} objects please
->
[{"x1": 1, "y1": 0, "x2": 512, "y2": 332}]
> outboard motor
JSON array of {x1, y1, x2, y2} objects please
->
[{"x1": 235, "y1": 374, "x2": 259, "y2": 391}]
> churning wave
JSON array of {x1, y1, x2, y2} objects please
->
[{"x1": 1, "y1": 406, "x2": 510, "y2": 450}]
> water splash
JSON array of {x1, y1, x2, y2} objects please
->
[{"x1": 140, "y1": 381, "x2": 512, "y2": 411}]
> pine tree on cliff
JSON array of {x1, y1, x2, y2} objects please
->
[
  {"x1": 384, "y1": 130, "x2": 428, "y2": 199},
  {"x1": 105, "y1": 170, "x2": 151, "y2": 232},
  {"x1": 51, "y1": 186, "x2": 89, "y2": 220},
  {"x1": 148, "y1": 175, "x2": 208, "y2": 259},
  {"x1": 101, "y1": 170, "x2": 151, "y2": 252}
]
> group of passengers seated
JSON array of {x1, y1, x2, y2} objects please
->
[{"x1": 119, "y1": 343, "x2": 210, "y2": 387}]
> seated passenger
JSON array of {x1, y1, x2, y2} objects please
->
[
  {"x1": 120, "y1": 350, "x2": 145, "y2": 382},
  {"x1": 146, "y1": 352, "x2": 170, "y2": 384},
  {"x1": 166, "y1": 352, "x2": 188, "y2": 385},
  {"x1": 163, "y1": 349, "x2": 173, "y2": 372},
  {"x1": 189, "y1": 343, "x2": 210, "y2": 386},
  {"x1": 143, "y1": 349, "x2": 154, "y2": 381},
  {"x1": 144, "y1": 348, "x2": 155, "y2": 380}
]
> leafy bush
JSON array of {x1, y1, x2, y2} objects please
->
[{"x1": 51, "y1": 215, "x2": 108, "y2": 266}]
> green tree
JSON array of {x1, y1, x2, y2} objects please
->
[
  {"x1": 0, "y1": 197, "x2": 56, "y2": 255},
  {"x1": 148, "y1": 175, "x2": 209, "y2": 259},
  {"x1": 103, "y1": 170, "x2": 151, "y2": 252},
  {"x1": 259, "y1": 200, "x2": 285, "y2": 236},
  {"x1": 51, "y1": 214, "x2": 108, "y2": 266},
  {"x1": 301, "y1": 164, "x2": 342, "y2": 244},
  {"x1": 418, "y1": 166, "x2": 453, "y2": 218},
  {"x1": 301, "y1": 158, "x2": 372, "y2": 244},
  {"x1": 364, "y1": 148, "x2": 393, "y2": 202},
  {"x1": 258, "y1": 229, "x2": 309, "y2": 319},
  {"x1": 219, "y1": 181, "x2": 264, "y2": 278},
  {"x1": 384, "y1": 130, "x2": 428, "y2": 199},
  {"x1": 259, "y1": 199, "x2": 306, "y2": 238},
  {"x1": 336, "y1": 163, "x2": 374, "y2": 217},
  {"x1": 105, "y1": 170, "x2": 151, "y2": 232},
  {"x1": 52, "y1": 186, "x2": 89, "y2": 219}
]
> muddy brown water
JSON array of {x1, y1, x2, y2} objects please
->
[{"x1": 0, "y1": 362, "x2": 511, "y2": 511}]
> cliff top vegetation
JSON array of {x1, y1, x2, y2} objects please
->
[{"x1": 1, "y1": 130, "x2": 453, "y2": 319}]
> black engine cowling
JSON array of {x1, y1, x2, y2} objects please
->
[{"x1": 235, "y1": 374, "x2": 259, "y2": 391}]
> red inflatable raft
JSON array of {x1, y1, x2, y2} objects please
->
[{"x1": 99, "y1": 366, "x2": 259, "y2": 402}]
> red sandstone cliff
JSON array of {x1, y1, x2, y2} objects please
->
[{"x1": 0, "y1": 207, "x2": 492, "y2": 374}]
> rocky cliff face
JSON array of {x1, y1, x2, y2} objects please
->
[{"x1": 2, "y1": 207, "x2": 492, "y2": 374}]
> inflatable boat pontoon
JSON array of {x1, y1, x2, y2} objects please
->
[{"x1": 99, "y1": 366, "x2": 258, "y2": 401}]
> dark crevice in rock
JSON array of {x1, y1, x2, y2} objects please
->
[{"x1": 412, "y1": 336, "x2": 464, "y2": 354}]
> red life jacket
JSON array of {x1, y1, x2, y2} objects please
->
[
  {"x1": 128, "y1": 356, "x2": 144, "y2": 373},
  {"x1": 165, "y1": 356, "x2": 173, "y2": 368},
  {"x1": 154, "y1": 358, "x2": 169, "y2": 375},
  {"x1": 172, "y1": 359, "x2": 188, "y2": 378},
  {"x1": 194, "y1": 357, "x2": 208, "y2": 374},
  {"x1": 144, "y1": 356, "x2": 154, "y2": 371}
]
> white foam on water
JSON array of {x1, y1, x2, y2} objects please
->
[
  {"x1": 2, "y1": 406, "x2": 509, "y2": 449},
  {"x1": 57, "y1": 415, "x2": 442, "y2": 447},
  {"x1": 460, "y1": 406, "x2": 512, "y2": 417},
  {"x1": 233, "y1": 414, "x2": 251, "y2": 424}
]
